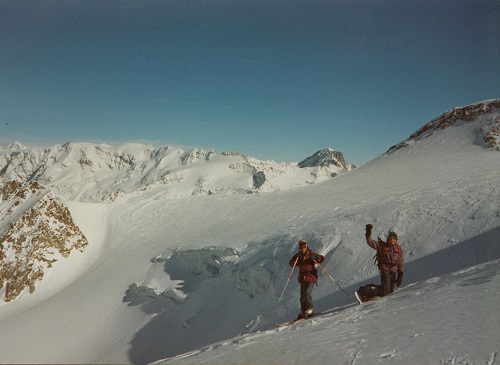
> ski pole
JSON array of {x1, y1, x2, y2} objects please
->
[
  {"x1": 278, "y1": 256, "x2": 299, "y2": 301},
  {"x1": 313, "y1": 260, "x2": 349, "y2": 296}
]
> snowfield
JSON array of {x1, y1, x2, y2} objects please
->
[{"x1": 0, "y1": 100, "x2": 499, "y2": 364}]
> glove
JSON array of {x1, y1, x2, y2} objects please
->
[
  {"x1": 396, "y1": 271, "x2": 403, "y2": 287},
  {"x1": 365, "y1": 224, "x2": 373, "y2": 237}
]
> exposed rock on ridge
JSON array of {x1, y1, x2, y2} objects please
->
[
  {"x1": 388, "y1": 99, "x2": 500, "y2": 152},
  {"x1": 0, "y1": 181, "x2": 88, "y2": 302}
]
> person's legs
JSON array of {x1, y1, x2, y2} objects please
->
[
  {"x1": 305, "y1": 282, "x2": 315, "y2": 312},
  {"x1": 300, "y1": 283, "x2": 307, "y2": 313},
  {"x1": 389, "y1": 272, "x2": 397, "y2": 294},
  {"x1": 380, "y1": 272, "x2": 391, "y2": 296},
  {"x1": 300, "y1": 282, "x2": 315, "y2": 314}
]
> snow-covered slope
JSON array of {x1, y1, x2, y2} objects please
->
[{"x1": 0, "y1": 99, "x2": 498, "y2": 364}]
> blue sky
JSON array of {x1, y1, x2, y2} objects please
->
[{"x1": 1, "y1": 0, "x2": 499, "y2": 165}]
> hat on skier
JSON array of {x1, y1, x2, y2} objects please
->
[
  {"x1": 298, "y1": 239, "x2": 307, "y2": 246},
  {"x1": 388, "y1": 231, "x2": 398, "y2": 240}
]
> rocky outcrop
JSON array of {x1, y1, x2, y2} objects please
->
[
  {"x1": 389, "y1": 99, "x2": 500, "y2": 152},
  {"x1": 0, "y1": 181, "x2": 88, "y2": 302}
]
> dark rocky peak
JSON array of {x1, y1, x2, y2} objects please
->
[{"x1": 298, "y1": 148, "x2": 350, "y2": 170}]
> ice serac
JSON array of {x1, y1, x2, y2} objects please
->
[
  {"x1": 0, "y1": 181, "x2": 88, "y2": 302},
  {"x1": 388, "y1": 98, "x2": 500, "y2": 153}
]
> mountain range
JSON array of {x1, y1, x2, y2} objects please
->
[{"x1": 0, "y1": 141, "x2": 352, "y2": 203}]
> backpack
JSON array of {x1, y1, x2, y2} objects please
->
[{"x1": 356, "y1": 283, "x2": 381, "y2": 302}]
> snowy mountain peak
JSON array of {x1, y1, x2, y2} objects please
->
[
  {"x1": 388, "y1": 98, "x2": 500, "y2": 153},
  {"x1": 298, "y1": 148, "x2": 351, "y2": 170},
  {"x1": 8, "y1": 142, "x2": 27, "y2": 150}
]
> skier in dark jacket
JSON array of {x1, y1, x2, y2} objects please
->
[
  {"x1": 364, "y1": 224, "x2": 404, "y2": 297},
  {"x1": 289, "y1": 239, "x2": 325, "y2": 319}
]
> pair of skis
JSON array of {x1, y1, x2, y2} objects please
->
[
  {"x1": 277, "y1": 300, "x2": 362, "y2": 328},
  {"x1": 277, "y1": 312, "x2": 319, "y2": 327}
]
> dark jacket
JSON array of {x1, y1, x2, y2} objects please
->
[
  {"x1": 289, "y1": 249, "x2": 325, "y2": 284},
  {"x1": 366, "y1": 236, "x2": 404, "y2": 274}
]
